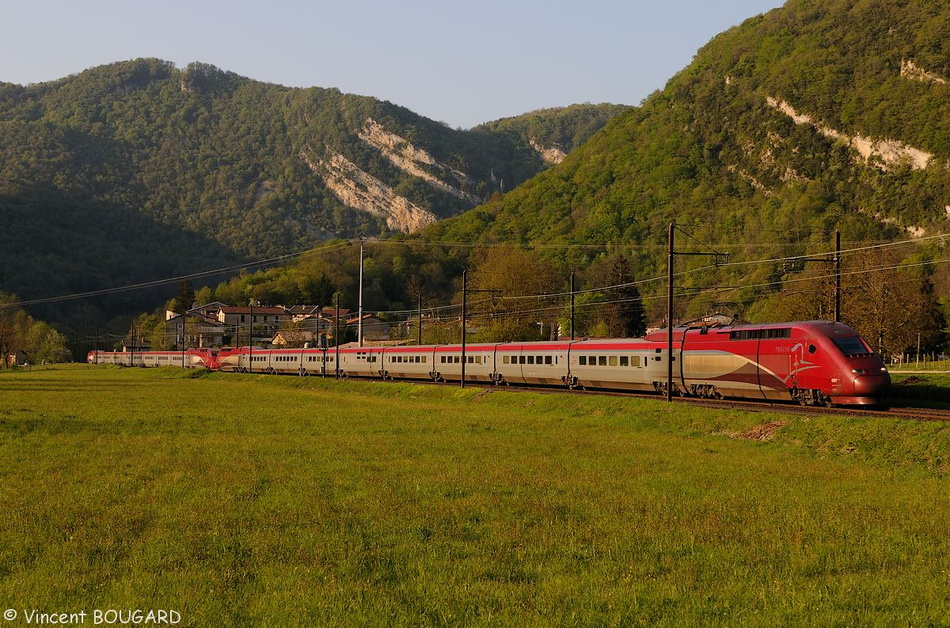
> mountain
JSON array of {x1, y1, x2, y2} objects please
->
[
  {"x1": 426, "y1": 0, "x2": 950, "y2": 292},
  {"x1": 0, "y1": 58, "x2": 628, "y2": 313},
  {"x1": 474, "y1": 104, "x2": 632, "y2": 166}
]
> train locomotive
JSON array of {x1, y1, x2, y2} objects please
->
[{"x1": 211, "y1": 320, "x2": 889, "y2": 406}]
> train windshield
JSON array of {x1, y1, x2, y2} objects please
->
[{"x1": 832, "y1": 336, "x2": 873, "y2": 357}]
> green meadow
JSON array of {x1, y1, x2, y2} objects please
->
[{"x1": 0, "y1": 366, "x2": 948, "y2": 626}]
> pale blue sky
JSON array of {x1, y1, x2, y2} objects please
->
[{"x1": 0, "y1": 0, "x2": 785, "y2": 128}]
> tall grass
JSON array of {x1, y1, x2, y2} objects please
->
[{"x1": 0, "y1": 366, "x2": 948, "y2": 626}]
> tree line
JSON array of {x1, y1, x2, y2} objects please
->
[{"x1": 0, "y1": 294, "x2": 70, "y2": 366}]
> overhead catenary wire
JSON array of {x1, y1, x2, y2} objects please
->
[{"x1": 6, "y1": 232, "x2": 949, "y2": 322}]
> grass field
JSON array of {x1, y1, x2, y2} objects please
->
[{"x1": 1, "y1": 366, "x2": 948, "y2": 626}]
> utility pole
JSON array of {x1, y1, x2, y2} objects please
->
[
  {"x1": 784, "y1": 229, "x2": 841, "y2": 322},
  {"x1": 358, "y1": 234, "x2": 365, "y2": 347},
  {"x1": 570, "y1": 271, "x2": 576, "y2": 340},
  {"x1": 666, "y1": 222, "x2": 729, "y2": 402},
  {"x1": 834, "y1": 229, "x2": 841, "y2": 323},
  {"x1": 248, "y1": 298, "x2": 259, "y2": 373},
  {"x1": 461, "y1": 270, "x2": 467, "y2": 387},
  {"x1": 459, "y1": 270, "x2": 500, "y2": 388},
  {"x1": 335, "y1": 293, "x2": 341, "y2": 379},
  {"x1": 417, "y1": 291, "x2": 423, "y2": 345},
  {"x1": 667, "y1": 224, "x2": 674, "y2": 402}
]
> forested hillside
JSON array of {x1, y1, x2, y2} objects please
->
[
  {"x1": 8, "y1": 0, "x2": 950, "y2": 360},
  {"x1": 413, "y1": 0, "x2": 950, "y2": 355},
  {"x1": 0, "y1": 59, "x2": 625, "y2": 314}
]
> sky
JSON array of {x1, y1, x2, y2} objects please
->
[{"x1": 0, "y1": 0, "x2": 786, "y2": 129}]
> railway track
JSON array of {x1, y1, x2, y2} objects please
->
[{"x1": 418, "y1": 379, "x2": 950, "y2": 422}]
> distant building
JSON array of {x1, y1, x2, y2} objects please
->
[
  {"x1": 271, "y1": 329, "x2": 316, "y2": 347},
  {"x1": 347, "y1": 313, "x2": 390, "y2": 341},
  {"x1": 7, "y1": 350, "x2": 30, "y2": 367},
  {"x1": 164, "y1": 307, "x2": 226, "y2": 349}
]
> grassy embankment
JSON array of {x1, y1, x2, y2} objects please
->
[{"x1": 0, "y1": 365, "x2": 948, "y2": 626}]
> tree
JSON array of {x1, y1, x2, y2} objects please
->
[
  {"x1": 0, "y1": 294, "x2": 19, "y2": 367},
  {"x1": 0, "y1": 293, "x2": 70, "y2": 365},
  {"x1": 603, "y1": 254, "x2": 647, "y2": 338},
  {"x1": 171, "y1": 280, "x2": 196, "y2": 315},
  {"x1": 467, "y1": 248, "x2": 564, "y2": 341},
  {"x1": 842, "y1": 250, "x2": 940, "y2": 358}
]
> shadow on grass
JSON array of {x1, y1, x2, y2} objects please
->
[{"x1": 885, "y1": 375, "x2": 950, "y2": 408}]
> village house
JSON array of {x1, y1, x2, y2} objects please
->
[
  {"x1": 347, "y1": 312, "x2": 391, "y2": 342},
  {"x1": 6, "y1": 350, "x2": 30, "y2": 367}
]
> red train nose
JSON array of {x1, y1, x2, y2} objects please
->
[{"x1": 852, "y1": 371, "x2": 890, "y2": 395}]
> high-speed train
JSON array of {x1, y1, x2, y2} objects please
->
[
  {"x1": 87, "y1": 347, "x2": 218, "y2": 369},
  {"x1": 212, "y1": 321, "x2": 890, "y2": 406}
]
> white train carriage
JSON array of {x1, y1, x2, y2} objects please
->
[
  {"x1": 381, "y1": 346, "x2": 436, "y2": 381},
  {"x1": 265, "y1": 348, "x2": 305, "y2": 375},
  {"x1": 298, "y1": 348, "x2": 335, "y2": 376},
  {"x1": 494, "y1": 342, "x2": 571, "y2": 386},
  {"x1": 432, "y1": 344, "x2": 497, "y2": 383},
  {"x1": 566, "y1": 339, "x2": 666, "y2": 393},
  {"x1": 337, "y1": 346, "x2": 385, "y2": 378}
]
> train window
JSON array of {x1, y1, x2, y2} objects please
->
[
  {"x1": 527, "y1": 356, "x2": 535, "y2": 365},
  {"x1": 598, "y1": 356, "x2": 607, "y2": 366},
  {"x1": 579, "y1": 356, "x2": 587, "y2": 366},
  {"x1": 832, "y1": 337, "x2": 871, "y2": 357},
  {"x1": 588, "y1": 355, "x2": 596, "y2": 365},
  {"x1": 545, "y1": 356, "x2": 552, "y2": 365},
  {"x1": 632, "y1": 356, "x2": 641, "y2": 367},
  {"x1": 620, "y1": 356, "x2": 629, "y2": 367},
  {"x1": 503, "y1": 356, "x2": 510, "y2": 365},
  {"x1": 519, "y1": 356, "x2": 526, "y2": 364},
  {"x1": 609, "y1": 356, "x2": 617, "y2": 367}
]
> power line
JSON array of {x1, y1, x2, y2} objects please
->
[{"x1": 3, "y1": 241, "x2": 355, "y2": 308}]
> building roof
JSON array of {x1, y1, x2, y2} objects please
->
[{"x1": 217, "y1": 306, "x2": 287, "y2": 315}]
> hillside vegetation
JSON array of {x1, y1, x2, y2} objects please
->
[
  {"x1": 432, "y1": 0, "x2": 950, "y2": 250},
  {"x1": 0, "y1": 58, "x2": 625, "y2": 314}
]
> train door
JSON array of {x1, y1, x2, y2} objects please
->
[{"x1": 756, "y1": 328, "x2": 794, "y2": 401}]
